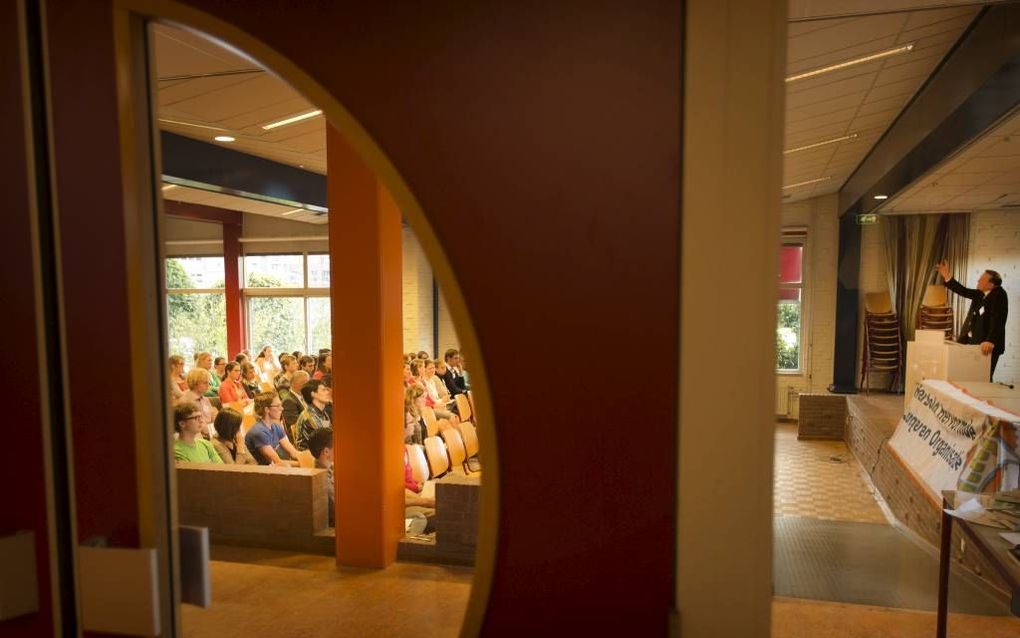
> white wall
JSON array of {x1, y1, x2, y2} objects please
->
[
  {"x1": 968, "y1": 211, "x2": 1019, "y2": 384},
  {"x1": 778, "y1": 194, "x2": 839, "y2": 410},
  {"x1": 401, "y1": 226, "x2": 434, "y2": 354}
]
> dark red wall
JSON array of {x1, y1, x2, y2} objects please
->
[
  {"x1": 176, "y1": 2, "x2": 681, "y2": 632},
  {"x1": 1, "y1": 2, "x2": 54, "y2": 635}
]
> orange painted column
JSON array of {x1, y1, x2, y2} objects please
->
[{"x1": 326, "y1": 126, "x2": 405, "y2": 567}]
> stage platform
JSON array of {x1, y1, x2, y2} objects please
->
[{"x1": 845, "y1": 393, "x2": 1011, "y2": 597}]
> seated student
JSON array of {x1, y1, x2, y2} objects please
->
[
  {"x1": 240, "y1": 362, "x2": 260, "y2": 399},
  {"x1": 320, "y1": 373, "x2": 334, "y2": 421},
  {"x1": 168, "y1": 354, "x2": 187, "y2": 402},
  {"x1": 312, "y1": 352, "x2": 332, "y2": 381},
  {"x1": 281, "y1": 370, "x2": 309, "y2": 436},
  {"x1": 404, "y1": 448, "x2": 435, "y2": 509},
  {"x1": 178, "y1": 368, "x2": 217, "y2": 438},
  {"x1": 218, "y1": 362, "x2": 250, "y2": 405},
  {"x1": 173, "y1": 401, "x2": 222, "y2": 464},
  {"x1": 307, "y1": 427, "x2": 334, "y2": 527},
  {"x1": 274, "y1": 354, "x2": 298, "y2": 391},
  {"x1": 402, "y1": 362, "x2": 415, "y2": 388},
  {"x1": 211, "y1": 407, "x2": 258, "y2": 465},
  {"x1": 295, "y1": 379, "x2": 332, "y2": 451},
  {"x1": 213, "y1": 356, "x2": 227, "y2": 382},
  {"x1": 194, "y1": 351, "x2": 221, "y2": 397},
  {"x1": 244, "y1": 391, "x2": 301, "y2": 466},
  {"x1": 298, "y1": 355, "x2": 316, "y2": 376},
  {"x1": 443, "y1": 349, "x2": 469, "y2": 393},
  {"x1": 404, "y1": 384, "x2": 426, "y2": 444},
  {"x1": 418, "y1": 359, "x2": 458, "y2": 422},
  {"x1": 255, "y1": 345, "x2": 280, "y2": 382}
]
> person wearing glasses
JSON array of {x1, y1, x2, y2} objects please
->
[
  {"x1": 245, "y1": 391, "x2": 301, "y2": 466},
  {"x1": 173, "y1": 401, "x2": 222, "y2": 464},
  {"x1": 177, "y1": 367, "x2": 217, "y2": 438}
]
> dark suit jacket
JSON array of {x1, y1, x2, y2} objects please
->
[
  {"x1": 279, "y1": 387, "x2": 305, "y2": 428},
  {"x1": 945, "y1": 278, "x2": 1008, "y2": 355},
  {"x1": 437, "y1": 369, "x2": 465, "y2": 396}
]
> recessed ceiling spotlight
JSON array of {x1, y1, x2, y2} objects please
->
[
  {"x1": 782, "y1": 176, "x2": 831, "y2": 190},
  {"x1": 784, "y1": 133, "x2": 858, "y2": 155},
  {"x1": 261, "y1": 109, "x2": 323, "y2": 130},
  {"x1": 214, "y1": 135, "x2": 235, "y2": 142},
  {"x1": 786, "y1": 43, "x2": 914, "y2": 83},
  {"x1": 873, "y1": 194, "x2": 889, "y2": 200}
]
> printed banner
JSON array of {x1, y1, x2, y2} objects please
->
[{"x1": 887, "y1": 380, "x2": 1020, "y2": 497}]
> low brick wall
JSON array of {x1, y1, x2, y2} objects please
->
[
  {"x1": 399, "y1": 473, "x2": 480, "y2": 565},
  {"x1": 846, "y1": 397, "x2": 1009, "y2": 595},
  {"x1": 797, "y1": 393, "x2": 847, "y2": 440},
  {"x1": 177, "y1": 463, "x2": 333, "y2": 555}
]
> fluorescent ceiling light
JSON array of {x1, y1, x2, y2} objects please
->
[
  {"x1": 873, "y1": 194, "x2": 889, "y2": 200},
  {"x1": 784, "y1": 133, "x2": 858, "y2": 155},
  {"x1": 214, "y1": 135, "x2": 236, "y2": 142},
  {"x1": 280, "y1": 208, "x2": 304, "y2": 216},
  {"x1": 786, "y1": 44, "x2": 914, "y2": 83},
  {"x1": 261, "y1": 109, "x2": 322, "y2": 130},
  {"x1": 158, "y1": 118, "x2": 228, "y2": 132},
  {"x1": 782, "y1": 176, "x2": 831, "y2": 190},
  {"x1": 161, "y1": 184, "x2": 178, "y2": 192}
]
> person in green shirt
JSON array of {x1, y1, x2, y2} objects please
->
[
  {"x1": 173, "y1": 401, "x2": 222, "y2": 464},
  {"x1": 195, "y1": 351, "x2": 221, "y2": 398}
]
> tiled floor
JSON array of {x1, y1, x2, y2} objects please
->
[{"x1": 773, "y1": 423, "x2": 888, "y2": 524}]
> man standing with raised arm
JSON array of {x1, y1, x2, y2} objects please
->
[{"x1": 937, "y1": 259, "x2": 1008, "y2": 380}]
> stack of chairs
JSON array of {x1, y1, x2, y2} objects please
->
[
  {"x1": 917, "y1": 284, "x2": 954, "y2": 340},
  {"x1": 860, "y1": 291, "x2": 902, "y2": 394}
]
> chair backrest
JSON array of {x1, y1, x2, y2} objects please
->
[
  {"x1": 297, "y1": 449, "x2": 315, "y2": 469},
  {"x1": 441, "y1": 427, "x2": 467, "y2": 470},
  {"x1": 405, "y1": 444, "x2": 430, "y2": 483},
  {"x1": 423, "y1": 436, "x2": 450, "y2": 477},
  {"x1": 864, "y1": 291, "x2": 892, "y2": 314},
  {"x1": 421, "y1": 406, "x2": 437, "y2": 434},
  {"x1": 458, "y1": 421, "x2": 480, "y2": 458},
  {"x1": 455, "y1": 393, "x2": 473, "y2": 422},
  {"x1": 922, "y1": 284, "x2": 948, "y2": 307}
]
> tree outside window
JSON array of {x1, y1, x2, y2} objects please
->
[
  {"x1": 777, "y1": 243, "x2": 803, "y2": 372},
  {"x1": 166, "y1": 258, "x2": 227, "y2": 363}
]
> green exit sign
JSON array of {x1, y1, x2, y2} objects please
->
[{"x1": 856, "y1": 214, "x2": 878, "y2": 225}]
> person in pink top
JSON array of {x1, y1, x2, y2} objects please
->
[{"x1": 313, "y1": 351, "x2": 332, "y2": 380}]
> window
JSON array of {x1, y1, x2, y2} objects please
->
[
  {"x1": 777, "y1": 243, "x2": 803, "y2": 372},
  {"x1": 243, "y1": 253, "x2": 331, "y2": 353},
  {"x1": 165, "y1": 257, "x2": 227, "y2": 363}
]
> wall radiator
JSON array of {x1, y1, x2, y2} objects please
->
[{"x1": 775, "y1": 385, "x2": 790, "y2": 417}]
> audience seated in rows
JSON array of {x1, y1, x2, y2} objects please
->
[
  {"x1": 307, "y1": 427, "x2": 334, "y2": 526},
  {"x1": 417, "y1": 359, "x2": 458, "y2": 422},
  {"x1": 275, "y1": 354, "x2": 298, "y2": 391},
  {"x1": 218, "y1": 362, "x2": 250, "y2": 405},
  {"x1": 281, "y1": 370, "x2": 309, "y2": 433},
  {"x1": 179, "y1": 368, "x2": 218, "y2": 438},
  {"x1": 194, "y1": 351, "x2": 221, "y2": 397},
  {"x1": 173, "y1": 401, "x2": 221, "y2": 464},
  {"x1": 295, "y1": 379, "x2": 332, "y2": 451},
  {"x1": 211, "y1": 407, "x2": 258, "y2": 465},
  {"x1": 244, "y1": 391, "x2": 300, "y2": 465}
]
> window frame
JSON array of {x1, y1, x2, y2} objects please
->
[
  {"x1": 242, "y1": 251, "x2": 331, "y2": 354},
  {"x1": 776, "y1": 236, "x2": 806, "y2": 375}
]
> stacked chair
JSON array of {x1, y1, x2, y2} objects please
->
[
  {"x1": 860, "y1": 292, "x2": 902, "y2": 394},
  {"x1": 917, "y1": 284, "x2": 954, "y2": 340}
]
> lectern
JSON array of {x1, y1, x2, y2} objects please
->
[{"x1": 904, "y1": 329, "x2": 990, "y2": 409}]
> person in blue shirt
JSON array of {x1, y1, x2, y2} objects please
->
[{"x1": 244, "y1": 391, "x2": 301, "y2": 466}]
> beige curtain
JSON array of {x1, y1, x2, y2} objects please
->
[
  {"x1": 940, "y1": 214, "x2": 970, "y2": 338},
  {"x1": 883, "y1": 215, "x2": 943, "y2": 345}
]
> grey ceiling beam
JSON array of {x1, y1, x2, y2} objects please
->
[{"x1": 839, "y1": 3, "x2": 1020, "y2": 216}]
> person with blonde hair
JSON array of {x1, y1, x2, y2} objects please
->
[
  {"x1": 194, "y1": 351, "x2": 221, "y2": 398},
  {"x1": 177, "y1": 367, "x2": 217, "y2": 438},
  {"x1": 168, "y1": 354, "x2": 187, "y2": 401},
  {"x1": 404, "y1": 384, "x2": 426, "y2": 444}
]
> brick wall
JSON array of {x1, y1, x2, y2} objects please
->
[
  {"x1": 436, "y1": 289, "x2": 461, "y2": 359},
  {"x1": 402, "y1": 226, "x2": 435, "y2": 354},
  {"x1": 797, "y1": 394, "x2": 846, "y2": 440},
  {"x1": 968, "y1": 211, "x2": 1019, "y2": 385},
  {"x1": 777, "y1": 194, "x2": 839, "y2": 416},
  {"x1": 397, "y1": 473, "x2": 479, "y2": 565}
]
